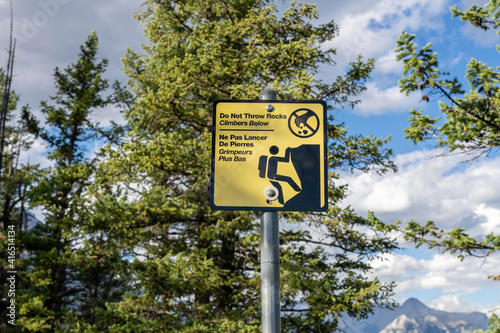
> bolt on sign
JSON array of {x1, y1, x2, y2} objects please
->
[{"x1": 210, "y1": 100, "x2": 328, "y2": 211}]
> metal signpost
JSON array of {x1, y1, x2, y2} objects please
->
[
  {"x1": 210, "y1": 90, "x2": 327, "y2": 333},
  {"x1": 259, "y1": 89, "x2": 281, "y2": 333}
]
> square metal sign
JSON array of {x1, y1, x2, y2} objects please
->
[{"x1": 210, "y1": 100, "x2": 328, "y2": 211}]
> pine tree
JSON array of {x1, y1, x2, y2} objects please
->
[
  {"x1": 88, "y1": 1, "x2": 399, "y2": 332},
  {"x1": 0, "y1": 66, "x2": 37, "y2": 331},
  {"x1": 0, "y1": 10, "x2": 41, "y2": 329},
  {"x1": 17, "y1": 31, "x2": 131, "y2": 332}
]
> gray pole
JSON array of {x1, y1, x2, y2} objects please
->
[{"x1": 259, "y1": 89, "x2": 280, "y2": 333}]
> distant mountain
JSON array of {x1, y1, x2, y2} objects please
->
[
  {"x1": 343, "y1": 298, "x2": 488, "y2": 333},
  {"x1": 380, "y1": 314, "x2": 449, "y2": 333}
]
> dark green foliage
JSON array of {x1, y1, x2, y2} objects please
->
[
  {"x1": 83, "y1": 1, "x2": 399, "y2": 332},
  {"x1": 0, "y1": 55, "x2": 40, "y2": 330},
  {"x1": 15, "y1": 32, "x2": 132, "y2": 332}
]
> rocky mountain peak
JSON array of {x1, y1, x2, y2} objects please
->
[{"x1": 342, "y1": 298, "x2": 488, "y2": 333}]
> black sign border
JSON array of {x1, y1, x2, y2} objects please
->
[{"x1": 210, "y1": 99, "x2": 328, "y2": 212}]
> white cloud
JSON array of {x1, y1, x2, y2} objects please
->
[
  {"x1": 420, "y1": 274, "x2": 448, "y2": 290},
  {"x1": 460, "y1": 24, "x2": 500, "y2": 48},
  {"x1": 370, "y1": 253, "x2": 421, "y2": 278},
  {"x1": 475, "y1": 204, "x2": 500, "y2": 235},
  {"x1": 447, "y1": 53, "x2": 464, "y2": 68},
  {"x1": 431, "y1": 294, "x2": 482, "y2": 313},
  {"x1": 369, "y1": 251, "x2": 500, "y2": 313},
  {"x1": 355, "y1": 82, "x2": 421, "y2": 115},
  {"x1": 323, "y1": 0, "x2": 449, "y2": 63},
  {"x1": 376, "y1": 51, "x2": 403, "y2": 75},
  {"x1": 18, "y1": 138, "x2": 52, "y2": 168},
  {"x1": 363, "y1": 176, "x2": 411, "y2": 212},
  {"x1": 341, "y1": 150, "x2": 500, "y2": 236}
]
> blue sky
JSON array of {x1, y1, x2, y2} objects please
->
[{"x1": 0, "y1": 0, "x2": 499, "y2": 316}]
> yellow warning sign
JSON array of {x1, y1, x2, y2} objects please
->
[{"x1": 210, "y1": 100, "x2": 327, "y2": 211}]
